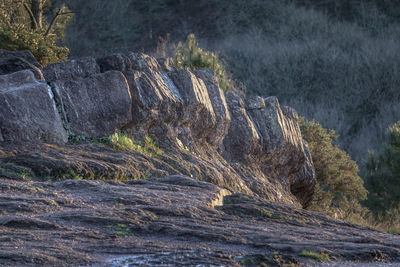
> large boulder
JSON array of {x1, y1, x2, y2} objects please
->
[
  {"x1": 123, "y1": 70, "x2": 182, "y2": 132},
  {"x1": 0, "y1": 49, "x2": 317, "y2": 209},
  {"x1": 43, "y1": 57, "x2": 100, "y2": 82},
  {"x1": 0, "y1": 70, "x2": 67, "y2": 143},
  {"x1": 194, "y1": 69, "x2": 231, "y2": 150},
  {"x1": 0, "y1": 49, "x2": 43, "y2": 80},
  {"x1": 128, "y1": 52, "x2": 162, "y2": 72},
  {"x1": 246, "y1": 97, "x2": 316, "y2": 207},
  {"x1": 248, "y1": 98, "x2": 305, "y2": 178},
  {"x1": 53, "y1": 71, "x2": 132, "y2": 137},
  {"x1": 223, "y1": 93, "x2": 262, "y2": 162},
  {"x1": 168, "y1": 70, "x2": 217, "y2": 144}
]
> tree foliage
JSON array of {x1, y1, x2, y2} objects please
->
[
  {"x1": 300, "y1": 118, "x2": 368, "y2": 222},
  {"x1": 365, "y1": 121, "x2": 400, "y2": 223},
  {"x1": 0, "y1": 0, "x2": 73, "y2": 65},
  {"x1": 173, "y1": 34, "x2": 231, "y2": 92}
]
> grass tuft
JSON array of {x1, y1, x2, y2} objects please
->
[
  {"x1": 299, "y1": 250, "x2": 330, "y2": 261},
  {"x1": 103, "y1": 132, "x2": 163, "y2": 159}
]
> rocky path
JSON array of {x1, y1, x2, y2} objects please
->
[{"x1": 1, "y1": 175, "x2": 399, "y2": 266}]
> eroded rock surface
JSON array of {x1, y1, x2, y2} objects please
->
[
  {"x1": 223, "y1": 92, "x2": 262, "y2": 162},
  {"x1": 0, "y1": 50, "x2": 316, "y2": 208},
  {"x1": 0, "y1": 175, "x2": 398, "y2": 266},
  {"x1": 0, "y1": 70, "x2": 67, "y2": 143},
  {"x1": 123, "y1": 69, "x2": 182, "y2": 132},
  {"x1": 53, "y1": 70, "x2": 132, "y2": 137},
  {"x1": 194, "y1": 69, "x2": 231, "y2": 150}
]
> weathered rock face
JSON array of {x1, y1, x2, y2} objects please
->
[
  {"x1": 223, "y1": 93, "x2": 262, "y2": 162},
  {"x1": 0, "y1": 49, "x2": 44, "y2": 80},
  {"x1": 53, "y1": 70, "x2": 132, "y2": 137},
  {"x1": 0, "y1": 49, "x2": 315, "y2": 208},
  {"x1": 245, "y1": 97, "x2": 314, "y2": 206},
  {"x1": 291, "y1": 140, "x2": 316, "y2": 208},
  {"x1": 128, "y1": 52, "x2": 163, "y2": 72},
  {"x1": 0, "y1": 70, "x2": 67, "y2": 143},
  {"x1": 193, "y1": 69, "x2": 231, "y2": 150},
  {"x1": 168, "y1": 70, "x2": 217, "y2": 144},
  {"x1": 2, "y1": 50, "x2": 398, "y2": 267},
  {"x1": 123, "y1": 70, "x2": 182, "y2": 133}
]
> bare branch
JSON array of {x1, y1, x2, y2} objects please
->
[
  {"x1": 23, "y1": 2, "x2": 38, "y2": 29},
  {"x1": 44, "y1": 9, "x2": 77, "y2": 37}
]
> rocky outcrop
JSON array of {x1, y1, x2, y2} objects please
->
[
  {"x1": 52, "y1": 71, "x2": 132, "y2": 137},
  {"x1": 0, "y1": 50, "x2": 315, "y2": 208},
  {"x1": 123, "y1": 70, "x2": 182, "y2": 133},
  {"x1": 247, "y1": 97, "x2": 313, "y2": 206},
  {"x1": 169, "y1": 70, "x2": 217, "y2": 144},
  {"x1": 193, "y1": 69, "x2": 231, "y2": 150},
  {"x1": 4, "y1": 50, "x2": 398, "y2": 267},
  {"x1": 223, "y1": 93, "x2": 262, "y2": 162},
  {"x1": 0, "y1": 70, "x2": 67, "y2": 143}
]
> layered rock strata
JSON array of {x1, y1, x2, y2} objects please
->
[{"x1": 0, "y1": 50, "x2": 316, "y2": 208}]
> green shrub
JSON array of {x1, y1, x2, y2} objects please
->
[
  {"x1": 104, "y1": 132, "x2": 163, "y2": 158},
  {"x1": 0, "y1": 1, "x2": 71, "y2": 65},
  {"x1": 298, "y1": 250, "x2": 330, "y2": 261},
  {"x1": 173, "y1": 34, "x2": 231, "y2": 92},
  {"x1": 365, "y1": 121, "x2": 400, "y2": 225},
  {"x1": 300, "y1": 118, "x2": 368, "y2": 222}
]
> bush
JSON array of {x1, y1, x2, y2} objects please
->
[
  {"x1": 365, "y1": 121, "x2": 400, "y2": 225},
  {"x1": 300, "y1": 118, "x2": 368, "y2": 222},
  {"x1": 173, "y1": 34, "x2": 231, "y2": 92}
]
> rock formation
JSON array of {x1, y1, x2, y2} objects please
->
[
  {"x1": 2, "y1": 49, "x2": 396, "y2": 266},
  {"x1": 0, "y1": 49, "x2": 315, "y2": 208},
  {"x1": 0, "y1": 70, "x2": 67, "y2": 143}
]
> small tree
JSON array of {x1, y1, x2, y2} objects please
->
[
  {"x1": 300, "y1": 118, "x2": 368, "y2": 222},
  {"x1": 365, "y1": 121, "x2": 400, "y2": 224},
  {"x1": 173, "y1": 34, "x2": 231, "y2": 92},
  {"x1": 0, "y1": 0, "x2": 74, "y2": 65}
]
